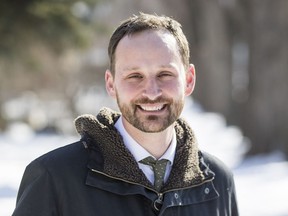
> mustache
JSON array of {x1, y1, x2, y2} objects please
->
[{"x1": 134, "y1": 96, "x2": 172, "y2": 104}]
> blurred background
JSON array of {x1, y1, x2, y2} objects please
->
[
  {"x1": 1, "y1": 0, "x2": 287, "y2": 157},
  {"x1": 0, "y1": 0, "x2": 288, "y2": 215}
]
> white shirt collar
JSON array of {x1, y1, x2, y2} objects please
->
[{"x1": 114, "y1": 116, "x2": 176, "y2": 164}]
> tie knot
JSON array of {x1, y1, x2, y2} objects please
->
[
  {"x1": 140, "y1": 156, "x2": 168, "y2": 166},
  {"x1": 140, "y1": 156, "x2": 169, "y2": 191}
]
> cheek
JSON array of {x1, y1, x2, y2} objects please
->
[
  {"x1": 165, "y1": 80, "x2": 185, "y2": 94},
  {"x1": 115, "y1": 83, "x2": 138, "y2": 101},
  {"x1": 118, "y1": 79, "x2": 144, "y2": 93}
]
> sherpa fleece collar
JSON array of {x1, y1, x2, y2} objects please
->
[{"x1": 74, "y1": 107, "x2": 206, "y2": 191}]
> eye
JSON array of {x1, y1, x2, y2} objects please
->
[
  {"x1": 127, "y1": 73, "x2": 143, "y2": 80},
  {"x1": 158, "y1": 71, "x2": 174, "y2": 78},
  {"x1": 160, "y1": 72, "x2": 171, "y2": 76}
]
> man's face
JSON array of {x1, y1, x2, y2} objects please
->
[{"x1": 106, "y1": 30, "x2": 195, "y2": 133}]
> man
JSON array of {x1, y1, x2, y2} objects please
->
[{"x1": 13, "y1": 13, "x2": 239, "y2": 215}]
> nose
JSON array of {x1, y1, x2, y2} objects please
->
[{"x1": 142, "y1": 79, "x2": 162, "y2": 100}]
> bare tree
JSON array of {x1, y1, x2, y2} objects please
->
[{"x1": 234, "y1": 0, "x2": 288, "y2": 155}]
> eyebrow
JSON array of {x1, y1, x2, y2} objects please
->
[
  {"x1": 160, "y1": 64, "x2": 177, "y2": 69},
  {"x1": 122, "y1": 66, "x2": 140, "y2": 72},
  {"x1": 122, "y1": 64, "x2": 177, "y2": 72}
]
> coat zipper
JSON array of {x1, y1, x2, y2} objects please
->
[
  {"x1": 91, "y1": 168, "x2": 165, "y2": 210},
  {"x1": 90, "y1": 168, "x2": 214, "y2": 211},
  {"x1": 91, "y1": 168, "x2": 158, "y2": 192}
]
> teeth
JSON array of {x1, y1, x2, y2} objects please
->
[{"x1": 140, "y1": 105, "x2": 164, "y2": 111}]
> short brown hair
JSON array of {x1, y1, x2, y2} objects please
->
[{"x1": 108, "y1": 13, "x2": 190, "y2": 74}]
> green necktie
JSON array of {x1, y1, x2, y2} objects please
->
[{"x1": 140, "y1": 156, "x2": 169, "y2": 191}]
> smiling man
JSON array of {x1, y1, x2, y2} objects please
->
[
  {"x1": 13, "y1": 13, "x2": 239, "y2": 216},
  {"x1": 105, "y1": 28, "x2": 195, "y2": 159}
]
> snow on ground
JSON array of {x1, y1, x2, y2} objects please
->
[
  {"x1": 0, "y1": 98, "x2": 288, "y2": 216},
  {"x1": 234, "y1": 152, "x2": 288, "y2": 216},
  {"x1": 0, "y1": 131, "x2": 76, "y2": 216}
]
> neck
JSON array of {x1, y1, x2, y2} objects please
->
[{"x1": 123, "y1": 121, "x2": 175, "y2": 159}]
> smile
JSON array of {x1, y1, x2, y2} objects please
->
[{"x1": 139, "y1": 104, "x2": 166, "y2": 111}]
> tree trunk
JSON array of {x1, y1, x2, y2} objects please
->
[{"x1": 236, "y1": 0, "x2": 288, "y2": 155}]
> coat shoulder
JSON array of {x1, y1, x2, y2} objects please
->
[
  {"x1": 201, "y1": 151, "x2": 235, "y2": 182},
  {"x1": 28, "y1": 140, "x2": 89, "y2": 173}
]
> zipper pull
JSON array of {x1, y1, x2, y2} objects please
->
[{"x1": 153, "y1": 193, "x2": 163, "y2": 211}]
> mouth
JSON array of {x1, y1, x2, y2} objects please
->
[{"x1": 138, "y1": 104, "x2": 166, "y2": 112}]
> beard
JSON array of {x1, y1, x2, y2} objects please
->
[{"x1": 116, "y1": 92, "x2": 184, "y2": 133}]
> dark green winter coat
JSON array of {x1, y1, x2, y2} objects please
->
[{"x1": 13, "y1": 108, "x2": 239, "y2": 216}]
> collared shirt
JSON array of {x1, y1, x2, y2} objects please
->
[{"x1": 114, "y1": 116, "x2": 176, "y2": 184}]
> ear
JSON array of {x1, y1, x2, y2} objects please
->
[
  {"x1": 105, "y1": 70, "x2": 116, "y2": 98},
  {"x1": 185, "y1": 64, "x2": 196, "y2": 96}
]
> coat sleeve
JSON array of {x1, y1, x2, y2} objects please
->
[
  {"x1": 230, "y1": 174, "x2": 239, "y2": 216},
  {"x1": 201, "y1": 151, "x2": 239, "y2": 216},
  {"x1": 12, "y1": 159, "x2": 59, "y2": 216}
]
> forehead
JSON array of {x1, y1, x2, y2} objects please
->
[
  {"x1": 115, "y1": 30, "x2": 181, "y2": 62},
  {"x1": 121, "y1": 29, "x2": 177, "y2": 47}
]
